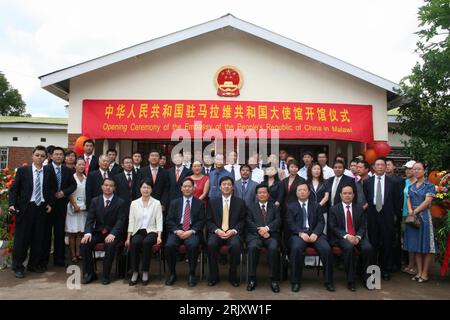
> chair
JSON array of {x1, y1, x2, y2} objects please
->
[
  {"x1": 170, "y1": 244, "x2": 205, "y2": 280},
  {"x1": 92, "y1": 241, "x2": 124, "y2": 278},
  {"x1": 124, "y1": 243, "x2": 165, "y2": 280},
  {"x1": 205, "y1": 245, "x2": 243, "y2": 283}
]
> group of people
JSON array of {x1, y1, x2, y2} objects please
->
[{"x1": 8, "y1": 141, "x2": 436, "y2": 293}]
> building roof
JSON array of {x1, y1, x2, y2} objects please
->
[
  {"x1": 0, "y1": 116, "x2": 68, "y2": 130},
  {"x1": 39, "y1": 14, "x2": 400, "y2": 102}
]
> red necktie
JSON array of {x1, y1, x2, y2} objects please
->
[
  {"x1": 127, "y1": 172, "x2": 132, "y2": 188},
  {"x1": 85, "y1": 157, "x2": 90, "y2": 175},
  {"x1": 182, "y1": 199, "x2": 191, "y2": 231},
  {"x1": 261, "y1": 204, "x2": 267, "y2": 225},
  {"x1": 346, "y1": 205, "x2": 355, "y2": 236}
]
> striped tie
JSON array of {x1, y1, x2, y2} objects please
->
[
  {"x1": 35, "y1": 169, "x2": 42, "y2": 206},
  {"x1": 56, "y1": 166, "x2": 62, "y2": 192}
]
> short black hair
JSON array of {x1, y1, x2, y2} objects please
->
[
  {"x1": 33, "y1": 145, "x2": 47, "y2": 155},
  {"x1": 122, "y1": 156, "x2": 133, "y2": 163},
  {"x1": 83, "y1": 139, "x2": 94, "y2": 146},
  {"x1": 358, "y1": 160, "x2": 370, "y2": 170},
  {"x1": 341, "y1": 184, "x2": 355, "y2": 194},
  {"x1": 65, "y1": 150, "x2": 76, "y2": 158},
  {"x1": 75, "y1": 157, "x2": 86, "y2": 163},
  {"x1": 385, "y1": 159, "x2": 395, "y2": 165},
  {"x1": 374, "y1": 157, "x2": 387, "y2": 164},
  {"x1": 255, "y1": 183, "x2": 269, "y2": 194},
  {"x1": 219, "y1": 176, "x2": 234, "y2": 186},
  {"x1": 149, "y1": 149, "x2": 161, "y2": 157},
  {"x1": 46, "y1": 145, "x2": 55, "y2": 154},
  {"x1": 240, "y1": 164, "x2": 251, "y2": 172},
  {"x1": 139, "y1": 178, "x2": 153, "y2": 189},
  {"x1": 182, "y1": 177, "x2": 195, "y2": 186},
  {"x1": 333, "y1": 160, "x2": 345, "y2": 168},
  {"x1": 296, "y1": 182, "x2": 310, "y2": 192},
  {"x1": 350, "y1": 158, "x2": 360, "y2": 165},
  {"x1": 52, "y1": 146, "x2": 65, "y2": 154},
  {"x1": 102, "y1": 178, "x2": 116, "y2": 186},
  {"x1": 106, "y1": 148, "x2": 117, "y2": 155},
  {"x1": 302, "y1": 151, "x2": 314, "y2": 158},
  {"x1": 287, "y1": 159, "x2": 300, "y2": 169},
  {"x1": 132, "y1": 151, "x2": 142, "y2": 157}
]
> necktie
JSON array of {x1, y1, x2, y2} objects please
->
[
  {"x1": 34, "y1": 169, "x2": 42, "y2": 206},
  {"x1": 183, "y1": 199, "x2": 191, "y2": 231},
  {"x1": 331, "y1": 176, "x2": 340, "y2": 206},
  {"x1": 301, "y1": 202, "x2": 308, "y2": 230},
  {"x1": 205, "y1": 168, "x2": 210, "y2": 175},
  {"x1": 242, "y1": 180, "x2": 247, "y2": 194},
  {"x1": 103, "y1": 171, "x2": 107, "y2": 180},
  {"x1": 85, "y1": 157, "x2": 90, "y2": 175},
  {"x1": 105, "y1": 199, "x2": 111, "y2": 208},
  {"x1": 231, "y1": 165, "x2": 235, "y2": 180},
  {"x1": 281, "y1": 161, "x2": 286, "y2": 170},
  {"x1": 222, "y1": 199, "x2": 229, "y2": 231},
  {"x1": 346, "y1": 205, "x2": 355, "y2": 236},
  {"x1": 152, "y1": 168, "x2": 157, "y2": 183},
  {"x1": 376, "y1": 176, "x2": 383, "y2": 212},
  {"x1": 127, "y1": 172, "x2": 132, "y2": 188},
  {"x1": 176, "y1": 167, "x2": 180, "y2": 182},
  {"x1": 261, "y1": 204, "x2": 267, "y2": 225},
  {"x1": 56, "y1": 166, "x2": 62, "y2": 192}
]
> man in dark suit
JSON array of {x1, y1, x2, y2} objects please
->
[
  {"x1": 329, "y1": 185, "x2": 373, "y2": 291},
  {"x1": 136, "y1": 149, "x2": 170, "y2": 211},
  {"x1": 8, "y1": 146, "x2": 55, "y2": 278},
  {"x1": 83, "y1": 139, "x2": 99, "y2": 175},
  {"x1": 86, "y1": 154, "x2": 111, "y2": 209},
  {"x1": 132, "y1": 151, "x2": 142, "y2": 173},
  {"x1": 233, "y1": 165, "x2": 258, "y2": 208},
  {"x1": 113, "y1": 156, "x2": 137, "y2": 232},
  {"x1": 363, "y1": 157, "x2": 402, "y2": 281},
  {"x1": 202, "y1": 154, "x2": 214, "y2": 176},
  {"x1": 165, "y1": 178, "x2": 205, "y2": 287},
  {"x1": 42, "y1": 146, "x2": 76, "y2": 267},
  {"x1": 246, "y1": 184, "x2": 281, "y2": 293},
  {"x1": 206, "y1": 176, "x2": 246, "y2": 287},
  {"x1": 287, "y1": 182, "x2": 335, "y2": 292},
  {"x1": 327, "y1": 160, "x2": 357, "y2": 208},
  {"x1": 167, "y1": 153, "x2": 192, "y2": 201},
  {"x1": 80, "y1": 178, "x2": 126, "y2": 285},
  {"x1": 107, "y1": 148, "x2": 123, "y2": 177}
]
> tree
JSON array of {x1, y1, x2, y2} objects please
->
[
  {"x1": 0, "y1": 72, "x2": 27, "y2": 116},
  {"x1": 393, "y1": 0, "x2": 450, "y2": 169}
]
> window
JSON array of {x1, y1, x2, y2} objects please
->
[
  {"x1": 0, "y1": 147, "x2": 8, "y2": 169},
  {"x1": 41, "y1": 138, "x2": 46, "y2": 142},
  {"x1": 12, "y1": 137, "x2": 18, "y2": 141}
]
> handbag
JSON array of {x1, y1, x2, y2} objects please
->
[{"x1": 405, "y1": 214, "x2": 420, "y2": 228}]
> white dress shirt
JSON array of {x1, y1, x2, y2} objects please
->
[
  {"x1": 259, "y1": 201, "x2": 270, "y2": 231},
  {"x1": 342, "y1": 202, "x2": 361, "y2": 240},
  {"x1": 250, "y1": 167, "x2": 264, "y2": 184},
  {"x1": 224, "y1": 164, "x2": 241, "y2": 181},
  {"x1": 103, "y1": 194, "x2": 114, "y2": 207},
  {"x1": 298, "y1": 166, "x2": 308, "y2": 180},
  {"x1": 322, "y1": 165, "x2": 335, "y2": 179},
  {"x1": 99, "y1": 168, "x2": 109, "y2": 179}
]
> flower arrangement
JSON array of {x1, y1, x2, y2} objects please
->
[
  {"x1": 435, "y1": 171, "x2": 450, "y2": 207},
  {"x1": 0, "y1": 166, "x2": 18, "y2": 268}
]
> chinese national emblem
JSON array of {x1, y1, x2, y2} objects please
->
[{"x1": 215, "y1": 66, "x2": 243, "y2": 97}]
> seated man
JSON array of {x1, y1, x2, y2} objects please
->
[
  {"x1": 165, "y1": 178, "x2": 205, "y2": 287},
  {"x1": 287, "y1": 182, "x2": 335, "y2": 292},
  {"x1": 206, "y1": 176, "x2": 246, "y2": 287},
  {"x1": 80, "y1": 178, "x2": 126, "y2": 285},
  {"x1": 246, "y1": 184, "x2": 281, "y2": 293},
  {"x1": 329, "y1": 185, "x2": 373, "y2": 291}
]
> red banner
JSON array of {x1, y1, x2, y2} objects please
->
[{"x1": 82, "y1": 99, "x2": 374, "y2": 143}]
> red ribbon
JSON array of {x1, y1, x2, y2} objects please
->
[{"x1": 441, "y1": 234, "x2": 450, "y2": 277}]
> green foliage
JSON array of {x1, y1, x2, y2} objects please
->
[
  {"x1": 393, "y1": 0, "x2": 450, "y2": 170},
  {"x1": 0, "y1": 72, "x2": 27, "y2": 116}
]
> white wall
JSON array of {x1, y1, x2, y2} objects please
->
[
  {"x1": 69, "y1": 27, "x2": 388, "y2": 140},
  {"x1": 0, "y1": 128, "x2": 68, "y2": 147}
]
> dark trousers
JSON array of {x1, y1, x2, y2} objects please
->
[
  {"x1": 80, "y1": 231, "x2": 121, "y2": 279},
  {"x1": 335, "y1": 238, "x2": 373, "y2": 283},
  {"x1": 165, "y1": 233, "x2": 201, "y2": 275},
  {"x1": 247, "y1": 236, "x2": 280, "y2": 281},
  {"x1": 289, "y1": 235, "x2": 333, "y2": 284},
  {"x1": 42, "y1": 199, "x2": 68, "y2": 266},
  {"x1": 207, "y1": 233, "x2": 241, "y2": 281},
  {"x1": 130, "y1": 230, "x2": 157, "y2": 272},
  {"x1": 12, "y1": 203, "x2": 47, "y2": 271},
  {"x1": 367, "y1": 209, "x2": 394, "y2": 273}
]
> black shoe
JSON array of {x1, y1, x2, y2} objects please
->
[
  {"x1": 229, "y1": 278, "x2": 239, "y2": 287},
  {"x1": 165, "y1": 273, "x2": 177, "y2": 286},
  {"x1": 291, "y1": 283, "x2": 301, "y2": 292},
  {"x1": 129, "y1": 278, "x2": 138, "y2": 286},
  {"x1": 188, "y1": 275, "x2": 197, "y2": 287},
  {"x1": 325, "y1": 283, "x2": 336, "y2": 292},
  {"x1": 27, "y1": 266, "x2": 46, "y2": 273},
  {"x1": 382, "y1": 272, "x2": 391, "y2": 281},
  {"x1": 14, "y1": 270, "x2": 25, "y2": 279},
  {"x1": 82, "y1": 273, "x2": 97, "y2": 284},
  {"x1": 208, "y1": 279, "x2": 219, "y2": 286},
  {"x1": 102, "y1": 278, "x2": 110, "y2": 285},
  {"x1": 271, "y1": 281, "x2": 280, "y2": 293},
  {"x1": 142, "y1": 279, "x2": 149, "y2": 286},
  {"x1": 54, "y1": 262, "x2": 66, "y2": 267},
  {"x1": 246, "y1": 280, "x2": 256, "y2": 291},
  {"x1": 347, "y1": 282, "x2": 356, "y2": 292}
]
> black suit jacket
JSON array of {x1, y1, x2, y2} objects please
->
[
  {"x1": 282, "y1": 175, "x2": 307, "y2": 205},
  {"x1": 85, "y1": 195, "x2": 126, "y2": 237},
  {"x1": 136, "y1": 166, "x2": 170, "y2": 209},
  {"x1": 45, "y1": 164, "x2": 77, "y2": 203},
  {"x1": 267, "y1": 180, "x2": 284, "y2": 205},
  {"x1": 202, "y1": 166, "x2": 214, "y2": 176},
  {"x1": 246, "y1": 202, "x2": 281, "y2": 242},
  {"x1": 109, "y1": 163, "x2": 123, "y2": 177},
  {"x1": 206, "y1": 196, "x2": 246, "y2": 235},
  {"x1": 86, "y1": 169, "x2": 111, "y2": 209},
  {"x1": 326, "y1": 175, "x2": 357, "y2": 206},
  {"x1": 166, "y1": 197, "x2": 205, "y2": 234},
  {"x1": 329, "y1": 203, "x2": 368, "y2": 241},
  {"x1": 85, "y1": 154, "x2": 99, "y2": 173},
  {"x1": 363, "y1": 175, "x2": 401, "y2": 219},
  {"x1": 8, "y1": 165, "x2": 56, "y2": 211},
  {"x1": 167, "y1": 166, "x2": 192, "y2": 200},
  {"x1": 286, "y1": 201, "x2": 324, "y2": 236},
  {"x1": 113, "y1": 171, "x2": 138, "y2": 203}
]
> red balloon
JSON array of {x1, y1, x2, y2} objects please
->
[
  {"x1": 74, "y1": 135, "x2": 88, "y2": 156},
  {"x1": 373, "y1": 141, "x2": 392, "y2": 157},
  {"x1": 365, "y1": 148, "x2": 377, "y2": 164}
]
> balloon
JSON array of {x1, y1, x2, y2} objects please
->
[
  {"x1": 74, "y1": 135, "x2": 88, "y2": 156},
  {"x1": 365, "y1": 148, "x2": 377, "y2": 164},
  {"x1": 373, "y1": 141, "x2": 392, "y2": 157},
  {"x1": 428, "y1": 170, "x2": 440, "y2": 185},
  {"x1": 430, "y1": 205, "x2": 445, "y2": 218}
]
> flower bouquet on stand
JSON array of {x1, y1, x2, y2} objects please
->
[{"x1": 0, "y1": 167, "x2": 16, "y2": 269}]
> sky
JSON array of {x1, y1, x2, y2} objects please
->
[{"x1": 0, "y1": 0, "x2": 424, "y2": 117}]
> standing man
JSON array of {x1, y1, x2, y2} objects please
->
[
  {"x1": 225, "y1": 150, "x2": 241, "y2": 181},
  {"x1": 206, "y1": 176, "x2": 246, "y2": 287},
  {"x1": 298, "y1": 151, "x2": 314, "y2": 180},
  {"x1": 106, "y1": 148, "x2": 123, "y2": 177},
  {"x1": 363, "y1": 157, "x2": 401, "y2": 280},
  {"x1": 208, "y1": 154, "x2": 232, "y2": 199},
  {"x1": 83, "y1": 139, "x2": 99, "y2": 175},
  {"x1": 8, "y1": 146, "x2": 55, "y2": 278},
  {"x1": 317, "y1": 152, "x2": 335, "y2": 179},
  {"x1": 86, "y1": 155, "x2": 111, "y2": 209},
  {"x1": 327, "y1": 160, "x2": 357, "y2": 208},
  {"x1": 233, "y1": 165, "x2": 258, "y2": 208},
  {"x1": 248, "y1": 156, "x2": 264, "y2": 184},
  {"x1": 113, "y1": 156, "x2": 137, "y2": 214},
  {"x1": 183, "y1": 151, "x2": 192, "y2": 170},
  {"x1": 43, "y1": 146, "x2": 76, "y2": 268},
  {"x1": 168, "y1": 153, "x2": 192, "y2": 200},
  {"x1": 356, "y1": 160, "x2": 370, "y2": 209},
  {"x1": 202, "y1": 154, "x2": 214, "y2": 176},
  {"x1": 246, "y1": 184, "x2": 281, "y2": 293},
  {"x1": 287, "y1": 183, "x2": 335, "y2": 292},
  {"x1": 165, "y1": 178, "x2": 205, "y2": 287},
  {"x1": 329, "y1": 185, "x2": 373, "y2": 291},
  {"x1": 132, "y1": 151, "x2": 142, "y2": 173},
  {"x1": 278, "y1": 149, "x2": 289, "y2": 177}
]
